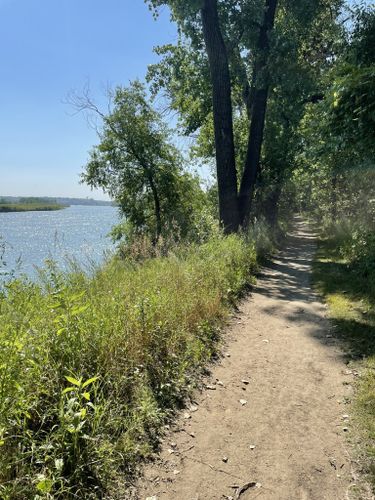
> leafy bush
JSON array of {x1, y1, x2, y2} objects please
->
[
  {"x1": 0, "y1": 234, "x2": 257, "y2": 499},
  {"x1": 341, "y1": 229, "x2": 375, "y2": 275},
  {"x1": 326, "y1": 219, "x2": 375, "y2": 293}
]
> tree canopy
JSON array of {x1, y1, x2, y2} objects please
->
[{"x1": 82, "y1": 81, "x2": 206, "y2": 243}]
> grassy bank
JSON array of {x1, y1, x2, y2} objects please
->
[
  {"x1": 0, "y1": 233, "x2": 263, "y2": 499},
  {"x1": 313, "y1": 233, "x2": 375, "y2": 492},
  {"x1": 0, "y1": 203, "x2": 66, "y2": 212}
]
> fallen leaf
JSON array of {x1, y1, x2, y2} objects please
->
[
  {"x1": 239, "y1": 399, "x2": 248, "y2": 406},
  {"x1": 189, "y1": 405, "x2": 198, "y2": 412},
  {"x1": 262, "y1": 339, "x2": 269, "y2": 343},
  {"x1": 173, "y1": 470, "x2": 180, "y2": 475}
]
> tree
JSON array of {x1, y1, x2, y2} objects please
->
[
  {"x1": 147, "y1": 0, "x2": 279, "y2": 231},
  {"x1": 146, "y1": 0, "x2": 342, "y2": 231},
  {"x1": 291, "y1": 5, "x2": 375, "y2": 225},
  {"x1": 81, "y1": 81, "x2": 201, "y2": 243},
  {"x1": 200, "y1": 0, "x2": 240, "y2": 232},
  {"x1": 237, "y1": 0, "x2": 278, "y2": 227}
]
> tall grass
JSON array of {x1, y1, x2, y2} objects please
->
[{"x1": 0, "y1": 233, "x2": 259, "y2": 499}]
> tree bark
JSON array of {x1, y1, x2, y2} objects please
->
[
  {"x1": 147, "y1": 170, "x2": 162, "y2": 243},
  {"x1": 201, "y1": 0, "x2": 240, "y2": 233},
  {"x1": 264, "y1": 184, "x2": 282, "y2": 228},
  {"x1": 238, "y1": 0, "x2": 278, "y2": 228}
]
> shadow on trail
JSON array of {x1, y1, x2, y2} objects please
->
[{"x1": 255, "y1": 219, "x2": 375, "y2": 361}]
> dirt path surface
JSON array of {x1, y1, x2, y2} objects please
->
[{"x1": 135, "y1": 221, "x2": 358, "y2": 500}]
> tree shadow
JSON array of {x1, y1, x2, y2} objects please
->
[{"x1": 255, "y1": 220, "x2": 375, "y2": 362}]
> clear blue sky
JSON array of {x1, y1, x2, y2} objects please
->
[
  {"x1": 0, "y1": 0, "x2": 177, "y2": 200},
  {"x1": 0, "y1": 0, "x2": 369, "y2": 200}
]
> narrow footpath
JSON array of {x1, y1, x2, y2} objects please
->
[{"x1": 135, "y1": 221, "x2": 360, "y2": 500}]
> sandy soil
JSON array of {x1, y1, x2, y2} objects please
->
[{"x1": 133, "y1": 221, "x2": 362, "y2": 500}]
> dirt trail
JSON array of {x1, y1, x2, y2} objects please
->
[{"x1": 135, "y1": 220, "x2": 358, "y2": 500}]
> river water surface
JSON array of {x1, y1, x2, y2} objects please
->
[{"x1": 0, "y1": 205, "x2": 119, "y2": 279}]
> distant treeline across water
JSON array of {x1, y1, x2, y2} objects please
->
[{"x1": 0, "y1": 196, "x2": 113, "y2": 207}]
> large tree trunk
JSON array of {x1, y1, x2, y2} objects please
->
[
  {"x1": 238, "y1": 0, "x2": 278, "y2": 228},
  {"x1": 201, "y1": 0, "x2": 240, "y2": 233}
]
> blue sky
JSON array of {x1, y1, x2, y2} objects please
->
[
  {"x1": 0, "y1": 0, "x2": 177, "y2": 200},
  {"x1": 0, "y1": 0, "x2": 369, "y2": 200}
]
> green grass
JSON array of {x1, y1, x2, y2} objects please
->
[
  {"x1": 313, "y1": 238, "x2": 375, "y2": 491},
  {"x1": 0, "y1": 234, "x2": 258, "y2": 499},
  {"x1": 0, "y1": 203, "x2": 66, "y2": 212}
]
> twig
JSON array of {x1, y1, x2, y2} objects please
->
[
  {"x1": 182, "y1": 456, "x2": 244, "y2": 481},
  {"x1": 234, "y1": 482, "x2": 258, "y2": 499}
]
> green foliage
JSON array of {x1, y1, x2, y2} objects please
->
[
  {"x1": 328, "y1": 7, "x2": 375, "y2": 159},
  {"x1": 147, "y1": 42, "x2": 212, "y2": 135},
  {"x1": 0, "y1": 233, "x2": 258, "y2": 498},
  {"x1": 147, "y1": 0, "x2": 344, "y2": 226},
  {"x1": 292, "y1": 5, "x2": 375, "y2": 223},
  {"x1": 82, "y1": 81, "x2": 206, "y2": 242}
]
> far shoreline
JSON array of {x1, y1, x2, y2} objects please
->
[{"x1": 0, "y1": 204, "x2": 68, "y2": 213}]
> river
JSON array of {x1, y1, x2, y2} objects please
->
[{"x1": 0, "y1": 205, "x2": 119, "y2": 279}]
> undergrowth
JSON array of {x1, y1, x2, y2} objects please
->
[
  {"x1": 0, "y1": 230, "x2": 265, "y2": 499},
  {"x1": 313, "y1": 222, "x2": 375, "y2": 493}
]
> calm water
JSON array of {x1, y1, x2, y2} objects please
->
[{"x1": 0, "y1": 205, "x2": 119, "y2": 279}]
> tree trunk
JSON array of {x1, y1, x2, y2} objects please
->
[
  {"x1": 147, "y1": 171, "x2": 162, "y2": 243},
  {"x1": 264, "y1": 185, "x2": 282, "y2": 228},
  {"x1": 238, "y1": 0, "x2": 278, "y2": 228},
  {"x1": 201, "y1": 0, "x2": 240, "y2": 233},
  {"x1": 331, "y1": 172, "x2": 337, "y2": 222}
]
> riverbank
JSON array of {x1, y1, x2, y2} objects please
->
[
  {"x1": 0, "y1": 231, "x2": 269, "y2": 499},
  {"x1": 0, "y1": 203, "x2": 66, "y2": 212}
]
